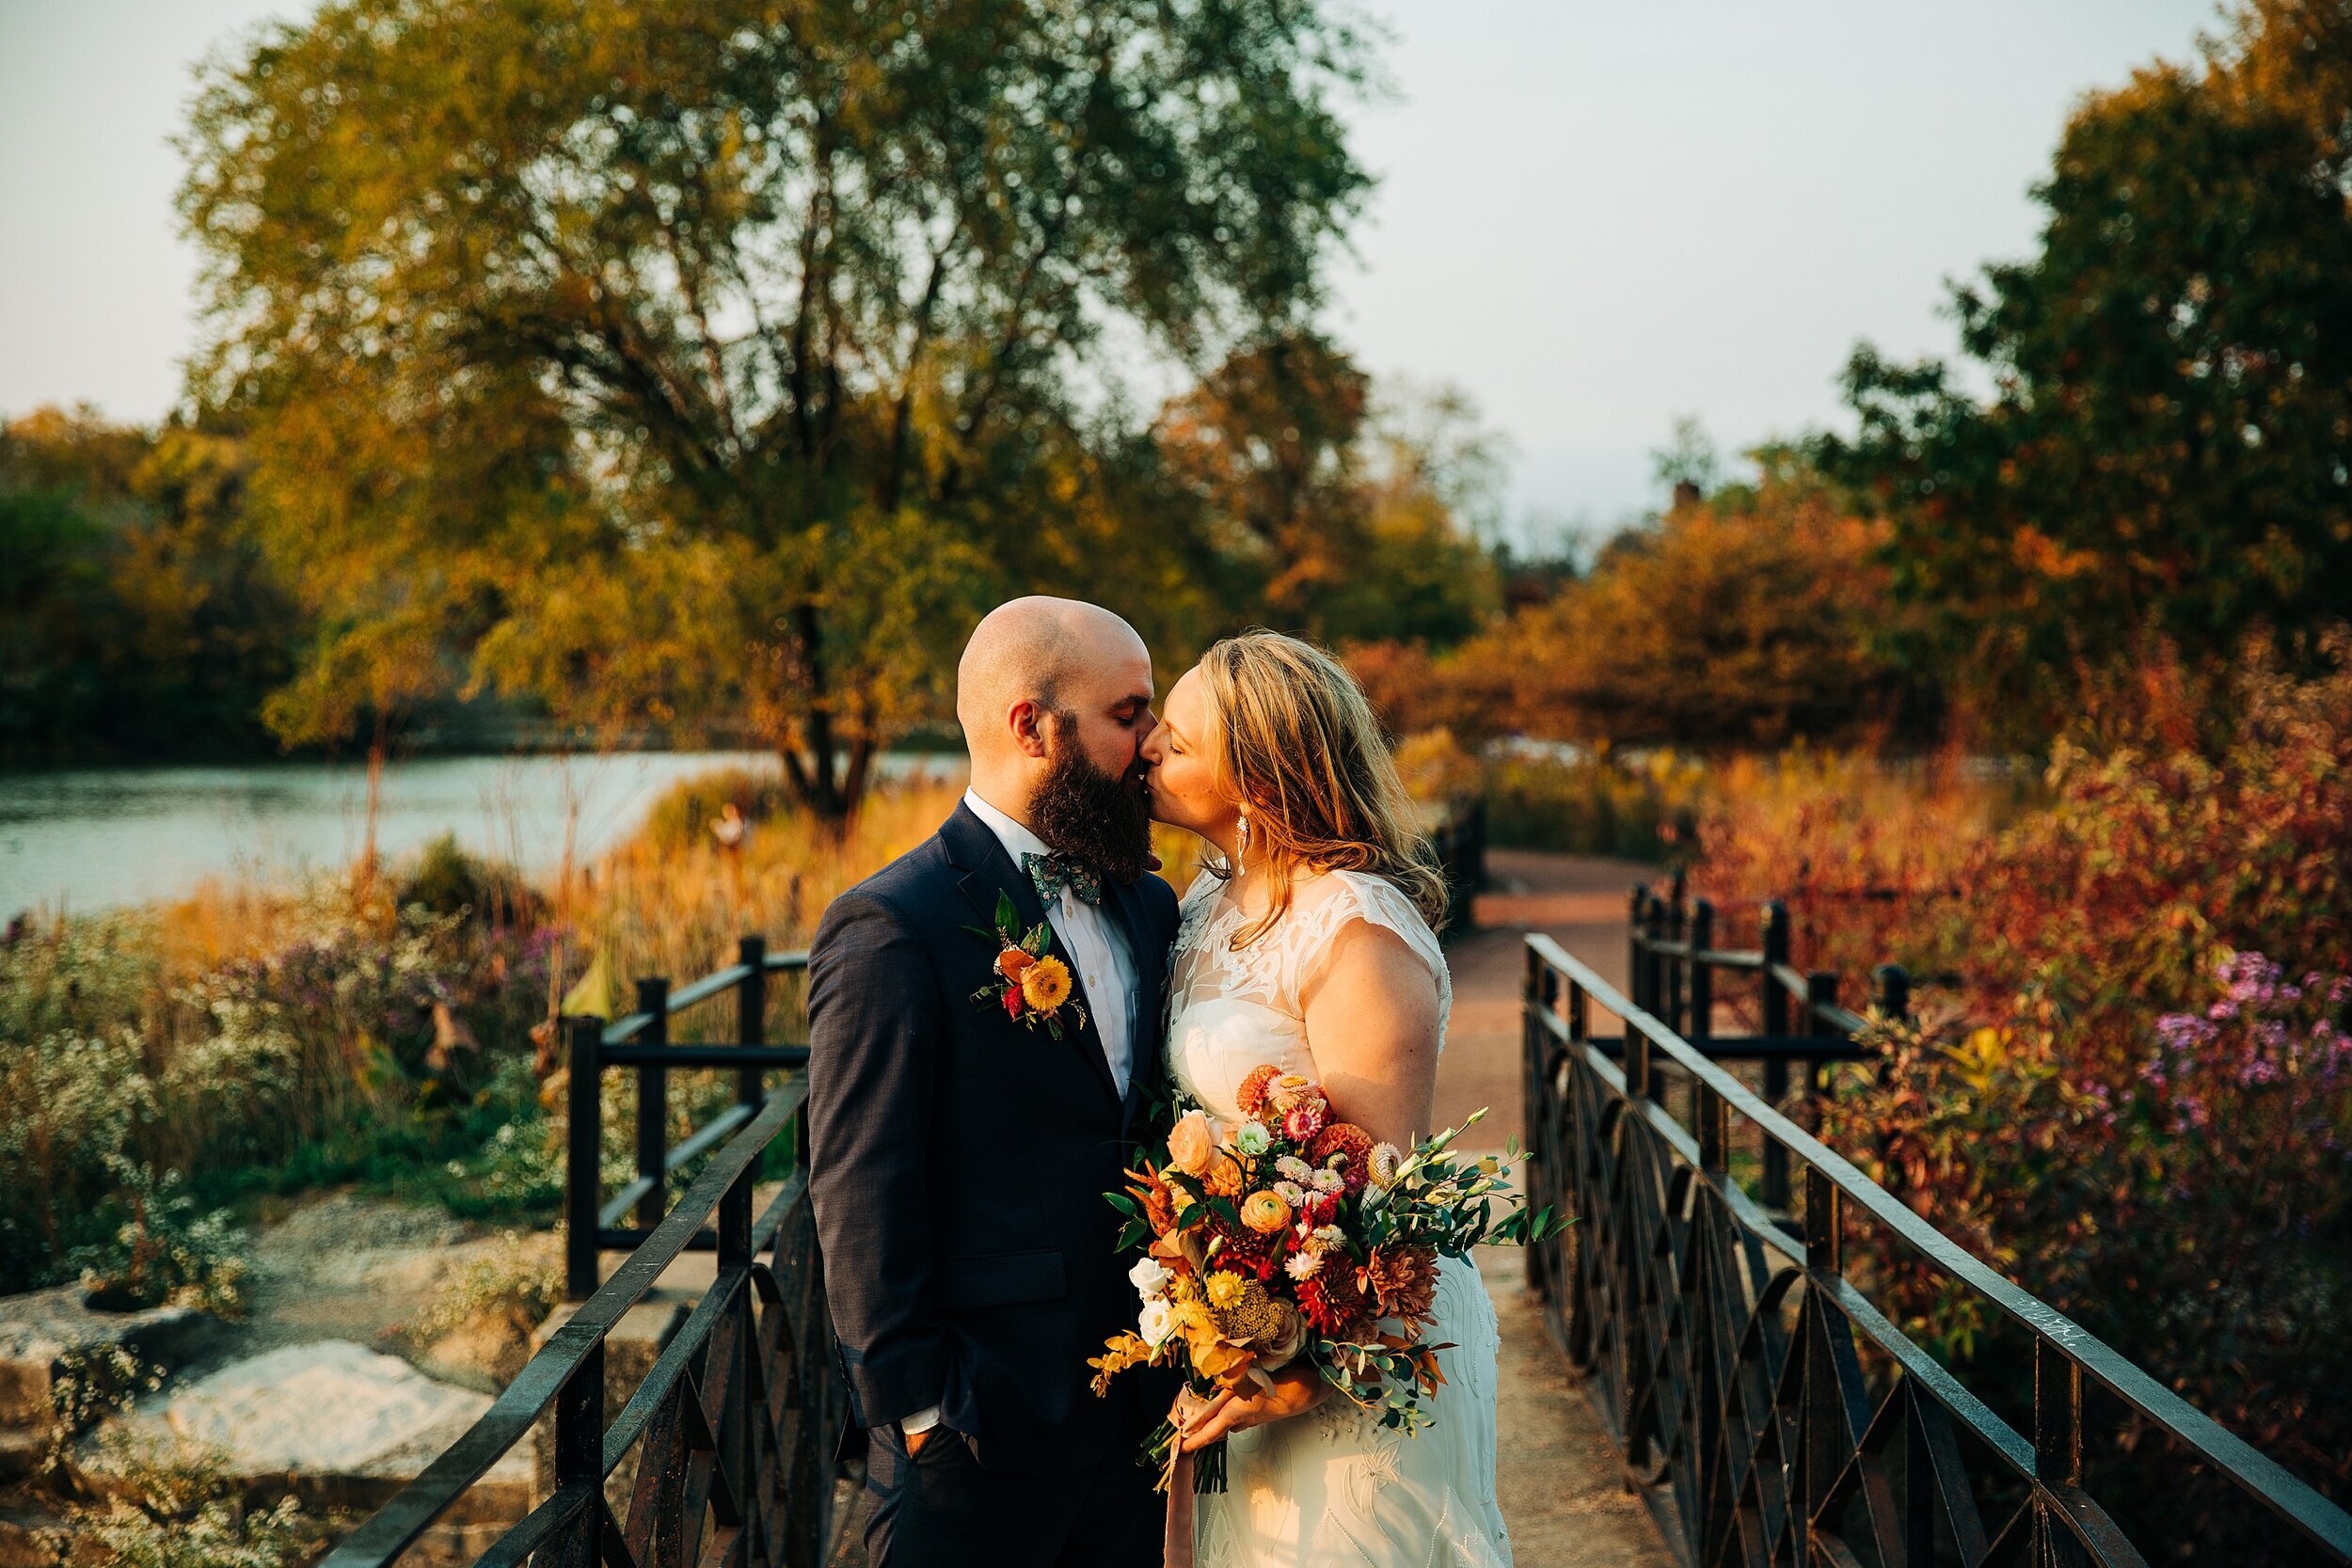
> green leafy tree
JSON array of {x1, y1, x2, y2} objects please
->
[
  {"x1": 0, "y1": 409, "x2": 298, "y2": 763},
  {"x1": 1818, "y1": 3, "x2": 2352, "y2": 736},
  {"x1": 183, "y1": 0, "x2": 1373, "y2": 819}
]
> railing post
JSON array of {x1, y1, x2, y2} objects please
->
[
  {"x1": 1694, "y1": 1079, "x2": 1727, "y2": 1173},
  {"x1": 2034, "y1": 1338, "x2": 2083, "y2": 1487},
  {"x1": 635, "y1": 976, "x2": 670, "y2": 1233},
  {"x1": 737, "y1": 935, "x2": 768, "y2": 1109},
  {"x1": 1525, "y1": 948, "x2": 1557, "y2": 1298},
  {"x1": 554, "y1": 1336, "x2": 606, "y2": 1508},
  {"x1": 1666, "y1": 869, "x2": 1688, "y2": 1036},
  {"x1": 1759, "y1": 901, "x2": 1791, "y2": 1212},
  {"x1": 1801, "y1": 1164, "x2": 1844, "y2": 1536},
  {"x1": 1805, "y1": 970, "x2": 1838, "y2": 1103},
  {"x1": 1688, "y1": 897, "x2": 1714, "y2": 1047},
  {"x1": 564, "y1": 1015, "x2": 603, "y2": 1302},
  {"x1": 1871, "y1": 962, "x2": 1910, "y2": 1022},
  {"x1": 1627, "y1": 1022, "x2": 1651, "y2": 1104},
  {"x1": 718, "y1": 1143, "x2": 755, "y2": 1532},
  {"x1": 1628, "y1": 887, "x2": 1649, "y2": 1014}
]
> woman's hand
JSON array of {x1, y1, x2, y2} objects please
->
[{"x1": 1173, "y1": 1365, "x2": 1331, "y2": 1451}]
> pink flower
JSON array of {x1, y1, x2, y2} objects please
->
[{"x1": 1283, "y1": 1103, "x2": 1327, "y2": 1141}]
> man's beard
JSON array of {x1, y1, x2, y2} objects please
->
[{"x1": 1029, "y1": 719, "x2": 1154, "y2": 884}]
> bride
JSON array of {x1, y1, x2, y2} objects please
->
[{"x1": 1137, "y1": 630, "x2": 1513, "y2": 1568}]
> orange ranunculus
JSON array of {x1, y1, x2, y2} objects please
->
[
  {"x1": 1167, "y1": 1109, "x2": 1216, "y2": 1177},
  {"x1": 997, "y1": 946, "x2": 1037, "y2": 981},
  {"x1": 1240, "y1": 1190, "x2": 1292, "y2": 1234},
  {"x1": 1020, "y1": 955, "x2": 1073, "y2": 1011}
]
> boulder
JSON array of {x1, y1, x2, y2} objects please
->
[
  {"x1": 0, "y1": 1285, "x2": 224, "y2": 1475},
  {"x1": 162, "y1": 1340, "x2": 492, "y2": 1476}
]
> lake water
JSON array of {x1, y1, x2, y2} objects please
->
[{"x1": 0, "y1": 751, "x2": 964, "y2": 914}]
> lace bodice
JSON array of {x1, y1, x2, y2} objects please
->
[{"x1": 1164, "y1": 867, "x2": 1451, "y2": 1122}]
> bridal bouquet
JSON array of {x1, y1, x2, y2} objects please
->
[{"x1": 1088, "y1": 1064, "x2": 1562, "y2": 1492}]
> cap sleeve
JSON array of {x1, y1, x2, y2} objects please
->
[{"x1": 1292, "y1": 872, "x2": 1452, "y2": 1044}]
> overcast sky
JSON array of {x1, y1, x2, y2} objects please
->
[{"x1": 0, "y1": 1, "x2": 2222, "y2": 546}]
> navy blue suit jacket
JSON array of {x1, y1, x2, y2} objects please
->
[{"x1": 806, "y1": 800, "x2": 1180, "y2": 1475}]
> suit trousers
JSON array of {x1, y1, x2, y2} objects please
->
[{"x1": 862, "y1": 1422, "x2": 1164, "y2": 1568}]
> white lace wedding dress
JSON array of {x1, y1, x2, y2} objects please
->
[{"x1": 1165, "y1": 867, "x2": 1514, "y2": 1568}]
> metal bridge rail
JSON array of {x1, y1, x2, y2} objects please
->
[{"x1": 1522, "y1": 928, "x2": 2352, "y2": 1565}]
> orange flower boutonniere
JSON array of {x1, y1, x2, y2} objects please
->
[{"x1": 966, "y1": 891, "x2": 1088, "y2": 1038}]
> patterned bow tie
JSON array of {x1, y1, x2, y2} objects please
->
[{"x1": 1022, "y1": 851, "x2": 1103, "y2": 907}]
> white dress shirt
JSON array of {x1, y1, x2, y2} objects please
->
[{"x1": 900, "y1": 788, "x2": 1139, "y2": 1442}]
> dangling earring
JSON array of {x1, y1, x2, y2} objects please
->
[{"x1": 1234, "y1": 810, "x2": 1250, "y2": 863}]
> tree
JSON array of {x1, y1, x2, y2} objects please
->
[
  {"x1": 1157, "y1": 332, "x2": 1499, "y2": 646},
  {"x1": 1818, "y1": 3, "x2": 2352, "y2": 735},
  {"x1": 1461, "y1": 457, "x2": 1918, "y2": 748},
  {"x1": 0, "y1": 409, "x2": 299, "y2": 763},
  {"x1": 183, "y1": 0, "x2": 1374, "y2": 819}
]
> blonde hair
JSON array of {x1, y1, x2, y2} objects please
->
[{"x1": 1196, "y1": 629, "x2": 1448, "y2": 946}]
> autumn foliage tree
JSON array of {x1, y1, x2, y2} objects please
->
[
  {"x1": 182, "y1": 0, "x2": 1375, "y2": 819},
  {"x1": 1818, "y1": 0, "x2": 2352, "y2": 736},
  {"x1": 1378, "y1": 454, "x2": 1915, "y2": 748}
]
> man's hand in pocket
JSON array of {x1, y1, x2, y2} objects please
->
[{"x1": 902, "y1": 1425, "x2": 932, "y2": 1456}]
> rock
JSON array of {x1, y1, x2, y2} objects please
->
[
  {"x1": 416, "y1": 1315, "x2": 532, "y2": 1394},
  {"x1": 0, "y1": 1286, "x2": 225, "y2": 1434},
  {"x1": 161, "y1": 1341, "x2": 489, "y2": 1476}
]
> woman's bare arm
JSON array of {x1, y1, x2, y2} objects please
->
[{"x1": 1298, "y1": 916, "x2": 1441, "y2": 1148}]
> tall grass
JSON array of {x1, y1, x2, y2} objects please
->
[{"x1": 0, "y1": 763, "x2": 970, "y2": 1292}]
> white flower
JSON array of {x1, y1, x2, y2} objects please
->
[
  {"x1": 1272, "y1": 1180, "x2": 1307, "y2": 1208},
  {"x1": 1311, "y1": 1224, "x2": 1348, "y2": 1248},
  {"x1": 1285, "y1": 1251, "x2": 1322, "y2": 1281},
  {"x1": 1233, "y1": 1121, "x2": 1272, "y2": 1156},
  {"x1": 1368, "y1": 1143, "x2": 1405, "y2": 1189},
  {"x1": 1425, "y1": 1182, "x2": 1462, "y2": 1208},
  {"x1": 1309, "y1": 1168, "x2": 1345, "y2": 1196},
  {"x1": 1139, "y1": 1297, "x2": 1176, "y2": 1346},
  {"x1": 1275, "y1": 1155, "x2": 1313, "y2": 1182},
  {"x1": 1129, "y1": 1256, "x2": 1172, "y2": 1301}
]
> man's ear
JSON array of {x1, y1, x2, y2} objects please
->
[{"x1": 1009, "y1": 700, "x2": 1052, "y2": 760}]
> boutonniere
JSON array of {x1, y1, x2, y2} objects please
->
[{"x1": 965, "y1": 891, "x2": 1089, "y2": 1038}]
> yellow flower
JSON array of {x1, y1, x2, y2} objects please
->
[
  {"x1": 1021, "y1": 955, "x2": 1073, "y2": 1012},
  {"x1": 1204, "y1": 1271, "x2": 1248, "y2": 1310}
]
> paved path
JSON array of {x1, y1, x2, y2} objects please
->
[{"x1": 1448, "y1": 851, "x2": 1674, "y2": 1568}]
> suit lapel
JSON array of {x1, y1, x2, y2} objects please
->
[{"x1": 941, "y1": 802, "x2": 1122, "y2": 1111}]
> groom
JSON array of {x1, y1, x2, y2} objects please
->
[{"x1": 807, "y1": 597, "x2": 1180, "y2": 1567}]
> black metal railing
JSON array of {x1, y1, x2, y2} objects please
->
[
  {"x1": 1431, "y1": 794, "x2": 1487, "y2": 934},
  {"x1": 1520, "y1": 916, "x2": 2352, "y2": 1565},
  {"x1": 1626, "y1": 877, "x2": 1889, "y2": 1215},
  {"x1": 323, "y1": 941, "x2": 845, "y2": 1568},
  {"x1": 566, "y1": 936, "x2": 811, "y2": 1300}
]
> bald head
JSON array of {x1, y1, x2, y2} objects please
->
[{"x1": 958, "y1": 596, "x2": 1156, "y2": 816}]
